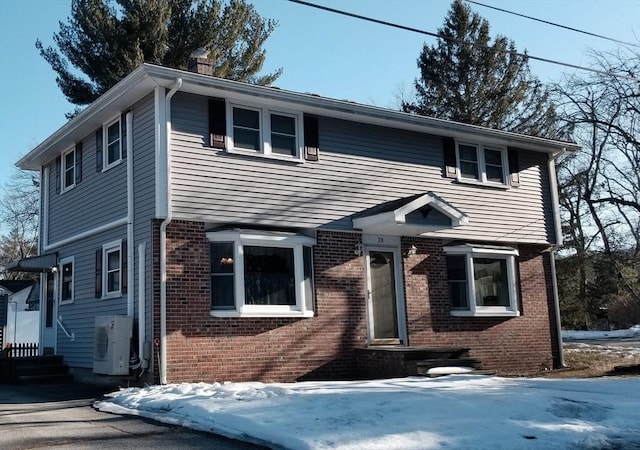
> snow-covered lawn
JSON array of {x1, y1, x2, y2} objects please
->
[
  {"x1": 94, "y1": 326, "x2": 640, "y2": 450},
  {"x1": 563, "y1": 324, "x2": 640, "y2": 341}
]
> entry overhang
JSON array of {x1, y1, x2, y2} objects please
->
[
  {"x1": 5, "y1": 253, "x2": 58, "y2": 273},
  {"x1": 352, "y1": 192, "x2": 468, "y2": 236}
]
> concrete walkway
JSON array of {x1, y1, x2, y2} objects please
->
[{"x1": 0, "y1": 382, "x2": 265, "y2": 449}]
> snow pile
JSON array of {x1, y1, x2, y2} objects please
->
[
  {"x1": 95, "y1": 376, "x2": 640, "y2": 449},
  {"x1": 562, "y1": 325, "x2": 640, "y2": 341}
]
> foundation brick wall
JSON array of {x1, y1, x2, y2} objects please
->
[{"x1": 153, "y1": 222, "x2": 559, "y2": 383}]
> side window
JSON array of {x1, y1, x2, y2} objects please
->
[
  {"x1": 456, "y1": 142, "x2": 508, "y2": 186},
  {"x1": 61, "y1": 147, "x2": 76, "y2": 192},
  {"x1": 104, "y1": 118, "x2": 122, "y2": 169},
  {"x1": 96, "y1": 240, "x2": 125, "y2": 299},
  {"x1": 59, "y1": 257, "x2": 74, "y2": 305}
]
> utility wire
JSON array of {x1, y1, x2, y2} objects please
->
[
  {"x1": 465, "y1": 0, "x2": 640, "y2": 49},
  {"x1": 287, "y1": 0, "x2": 639, "y2": 82}
]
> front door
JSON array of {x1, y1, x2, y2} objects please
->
[
  {"x1": 41, "y1": 272, "x2": 57, "y2": 354},
  {"x1": 365, "y1": 246, "x2": 406, "y2": 345}
]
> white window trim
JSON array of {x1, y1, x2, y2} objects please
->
[
  {"x1": 456, "y1": 141, "x2": 509, "y2": 188},
  {"x1": 207, "y1": 230, "x2": 315, "y2": 318},
  {"x1": 59, "y1": 256, "x2": 74, "y2": 305},
  {"x1": 226, "y1": 103, "x2": 304, "y2": 162},
  {"x1": 61, "y1": 146, "x2": 76, "y2": 193},
  {"x1": 103, "y1": 116, "x2": 122, "y2": 171},
  {"x1": 444, "y1": 245, "x2": 520, "y2": 317},
  {"x1": 102, "y1": 239, "x2": 122, "y2": 299}
]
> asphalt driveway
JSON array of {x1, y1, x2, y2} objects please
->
[{"x1": 0, "y1": 382, "x2": 265, "y2": 449}]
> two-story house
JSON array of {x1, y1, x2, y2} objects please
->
[{"x1": 11, "y1": 60, "x2": 578, "y2": 384}]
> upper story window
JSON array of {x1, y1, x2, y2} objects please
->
[
  {"x1": 227, "y1": 104, "x2": 303, "y2": 160},
  {"x1": 444, "y1": 244, "x2": 519, "y2": 317},
  {"x1": 59, "y1": 257, "x2": 74, "y2": 305},
  {"x1": 457, "y1": 142, "x2": 508, "y2": 186},
  {"x1": 208, "y1": 230, "x2": 315, "y2": 317},
  {"x1": 104, "y1": 117, "x2": 122, "y2": 169},
  {"x1": 61, "y1": 147, "x2": 76, "y2": 192}
]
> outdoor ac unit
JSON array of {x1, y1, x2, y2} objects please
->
[{"x1": 93, "y1": 315, "x2": 133, "y2": 375}]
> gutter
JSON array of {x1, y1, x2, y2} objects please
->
[
  {"x1": 548, "y1": 150, "x2": 566, "y2": 368},
  {"x1": 126, "y1": 111, "x2": 134, "y2": 317},
  {"x1": 159, "y1": 77, "x2": 182, "y2": 385}
]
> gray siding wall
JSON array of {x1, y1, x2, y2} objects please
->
[
  {"x1": 170, "y1": 93, "x2": 554, "y2": 244},
  {"x1": 47, "y1": 94, "x2": 157, "y2": 368}
]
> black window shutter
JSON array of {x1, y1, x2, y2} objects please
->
[
  {"x1": 507, "y1": 148, "x2": 521, "y2": 187},
  {"x1": 303, "y1": 115, "x2": 319, "y2": 161},
  {"x1": 443, "y1": 137, "x2": 457, "y2": 178},
  {"x1": 55, "y1": 156, "x2": 61, "y2": 193},
  {"x1": 95, "y1": 249, "x2": 102, "y2": 298},
  {"x1": 209, "y1": 98, "x2": 226, "y2": 149},
  {"x1": 75, "y1": 142, "x2": 83, "y2": 184},
  {"x1": 96, "y1": 128, "x2": 103, "y2": 172},
  {"x1": 121, "y1": 240, "x2": 127, "y2": 294},
  {"x1": 121, "y1": 113, "x2": 127, "y2": 159}
]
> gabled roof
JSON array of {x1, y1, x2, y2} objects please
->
[
  {"x1": 17, "y1": 63, "x2": 580, "y2": 170},
  {"x1": 352, "y1": 192, "x2": 468, "y2": 236}
]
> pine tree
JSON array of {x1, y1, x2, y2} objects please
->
[
  {"x1": 403, "y1": 0, "x2": 560, "y2": 138},
  {"x1": 36, "y1": 0, "x2": 281, "y2": 106}
]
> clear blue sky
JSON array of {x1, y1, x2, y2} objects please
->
[{"x1": 1, "y1": 0, "x2": 639, "y2": 190}]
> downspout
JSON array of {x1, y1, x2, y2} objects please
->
[
  {"x1": 548, "y1": 150, "x2": 565, "y2": 368},
  {"x1": 159, "y1": 78, "x2": 182, "y2": 385},
  {"x1": 126, "y1": 111, "x2": 134, "y2": 317},
  {"x1": 138, "y1": 242, "x2": 147, "y2": 369}
]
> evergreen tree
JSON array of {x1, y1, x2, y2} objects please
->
[
  {"x1": 403, "y1": 0, "x2": 560, "y2": 138},
  {"x1": 36, "y1": 0, "x2": 281, "y2": 106}
]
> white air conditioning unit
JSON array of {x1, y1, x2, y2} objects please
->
[{"x1": 93, "y1": 315, "x2": 133, "y2": 375}]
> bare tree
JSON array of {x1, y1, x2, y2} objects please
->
[{"x1": 0, "y1": 169, "x2": 39, "y2": 280}]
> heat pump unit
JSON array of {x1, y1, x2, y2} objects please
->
[{"x1": 93, "y1": 315, "x2": 133, "y2": 375}]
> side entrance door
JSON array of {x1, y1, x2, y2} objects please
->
[
  {"x1": 41, "y1": 271, "x2": 57, "y2": 354},
  {"x1": 364, "y1": 239, "x2": 407, "y2": 345}
]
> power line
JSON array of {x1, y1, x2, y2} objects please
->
[
  {"x1": 287, "y1": 0, "x2": 639, "y2": 82},
  {"x1": 465, "y1": 0, "x2": 640, "y2": 49}
]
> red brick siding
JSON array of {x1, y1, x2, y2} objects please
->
[
  {"x1": 155, "y1": 223, "x2": 368, "y2": 383},
  {"x1": 401, "y1": 238, "x2": 557, "y2": 374},
  {"x1": 153, "y1": 222, "x2": 558, "y2": 383}
]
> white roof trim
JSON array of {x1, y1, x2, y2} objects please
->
[
  {"x1": 352, "y1": 192, "x2": 468, "y2": 236},
  {"x1": 17, "y1": 63, "x2": 580, "y2": 170}
]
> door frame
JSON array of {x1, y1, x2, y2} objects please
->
[
  {"x1": 40, "y1": 271, "x2": 58, "y2": 355},
  {"x1": 363, "y1": 234, "x2": 407, "y2": 346}
]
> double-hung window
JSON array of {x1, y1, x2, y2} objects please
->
[
  {"x1": 59, "y1": 257, "x2": 74, "y2": 305},
  {"x1": 104, "y1": 118, "x2": 122, "y2": 169},
  {"x1": 208, "y1": 230, "x2": 315, "y2": 317},
  {"x1": 228, "y1": 104, "x2": 303, "y2": 160},
  {"x1": 456, "y1": 142, "x2": 508, "y2": 186},
  {"x1": 444, "y1": 244, "x2": 519, "y2": 317},
  {"x1": 61, "y1": 147, "x2": 76, "y2": 192},
  {"x1": 103, "y1": 240, "x2": 122, "y2": 298}
]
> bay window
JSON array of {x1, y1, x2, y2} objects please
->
[
  {"x1": 208, "y1": 230, "x2": 315, "y2": 317},
  {"x1": 444, "y1": 244, "x2": 519, "y2": 317}
]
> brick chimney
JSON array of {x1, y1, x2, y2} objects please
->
[{"x1": 188, "y1": 48, "x2": 213, "y2": 76}]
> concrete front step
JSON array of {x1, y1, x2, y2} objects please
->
[{"x1": 416, "y1": 358, "x2": 483, "y2": 376}]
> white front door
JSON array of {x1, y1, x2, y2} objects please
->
[
  {"x1": 364, "y1": 243, "x2": 407, "y2": 345},
  {"x1": 41, "y1": 271, "x2": 57, "y2": 354}
]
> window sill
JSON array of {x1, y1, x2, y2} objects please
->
[
  {"x1": 102, "y1": 159, "x2": 123, "y2": 172},
  {"x1": 451, "y1": 309, "x2": 520, "y2": 318},
  {"x1": 101, "y1": 293, "x2": 123, "y2": 300},
  {"x1": 225, "y1": 148, "x2": 304, "y2": 164},
  {"x1": 455, "y1": 179, "x2": 510, "y2": 190},
  {"x1": 210, "y1": 309, "x2": 314, "y2": 318}
]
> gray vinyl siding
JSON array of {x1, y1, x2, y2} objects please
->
[
  {"x1": 170, "y1": 93, "x2": 555, "y2": 245},
  {"x1": 55, "y1": 227, "x2": 128, "y2": 368},
  {"x1": 50, "y1": 94, "x2": 158, "y2": 368}
]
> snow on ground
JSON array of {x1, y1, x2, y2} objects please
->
[
  {"x1": 562, "y1": 325, "x2": 640, "y2": 341},
  {"x1": 94, "y1": 326, "x2": 640, "y2": 449},
  {"x1": 95, "y1": 374, "x2": 640, "y2": 450}
]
